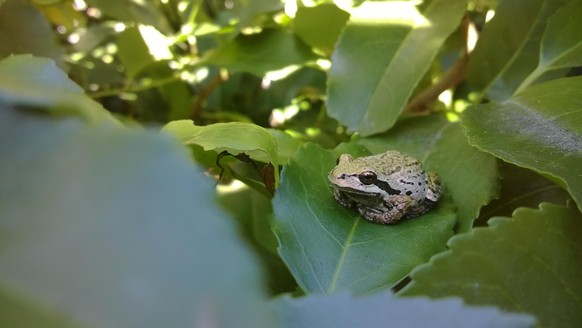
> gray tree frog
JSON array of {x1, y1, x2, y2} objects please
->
[{"x1": 328, "y1": 150, "x2": 442, "y2": 224}]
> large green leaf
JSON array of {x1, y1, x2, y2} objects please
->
[
  {"x1": 462, "y1": 76, "x2": 582, "y2": 213},
  {"x1": 0, "y1": 55, "x2": 116, "y2": 123},
  {"x1": 272, "y1": 143, "x2": 456, "y2": 295},
  {"x1": 0, "y1": 0, "x2": 64, "y2": 65},
  {"x1": 0, "y1": 106, "x2": 272, "y2": 327},
  {"x1": 203, "y1": 29, "x2": 318, "y2": 76},
  {"x1": 326, "y1": 0, "x2": 465, "y2": 136},
  {"x1": 358, "y1": 117, "x2": 499, "y2": 233},
  {"x1": 515, "y1": 0, "x2": 582, "y2": 93},
  {"x1": 162, "y1": 120, "x2": 280, "y2": 185},
  {"x1": 273, "y1": 292, "x2": 535, "y2": 328},
  {"x1": 401, "y1": 203, "x2": 582, "y2": 328},
  {"x1": 292, "y1": 4, "x2": 350, "y2": 55},
  {"x1": 467, "y1": 0, "x2": 570, "y2": 100}
]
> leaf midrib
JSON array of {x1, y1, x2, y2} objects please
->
[{"x1": 327, "y1": 218, "x2": 359, "y2": 293}]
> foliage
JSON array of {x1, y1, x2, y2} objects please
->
[{"x1": 0, "y1": 0, "x2": 580, "y2": 326}]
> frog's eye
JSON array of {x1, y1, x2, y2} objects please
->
[{"x1": 358, "y1": 171, "x2": 377, "y2": 185}]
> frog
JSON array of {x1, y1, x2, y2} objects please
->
[{"x1": 328, "y1": 150, "x2": 442, "y2": 224}]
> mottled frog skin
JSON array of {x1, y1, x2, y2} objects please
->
[{"x1": 328, "y1": 151, "x2": 442, "y2": 224}]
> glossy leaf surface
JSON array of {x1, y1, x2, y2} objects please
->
[{"x1": 462, "y1": 76, "x2": 582, "y2": 213}]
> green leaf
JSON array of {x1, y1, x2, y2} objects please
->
[
  {"x1": 0, "y1": 106, "x2": 273, "y2": 327},
  {"x1": 358, "y1": 117, "x2": 499, "y2": 233},
  {"x1": 272, "y1": 143, "x2": 456, "y2": 295},
  {"x1": 0, "y1": 286, "x2": 75, "y2": 328},
  {"x1": 401, "y1": 203, "x2": 582, "y2": 328},
  {"x1": 327, "y1": 0, "x2": 465, "y2": 136},
  {"x1": 479, "y1": 162, "x2": 572, "y2": 219},
  {"x1": 0, "y1": 0, "x2": 64, "y2": 65},
  {"x1": 232, "y1": 0, "x2": 283, "y2": 31},
  {"x1": 117, "y1": 26, "x2": 155, "y2": 80},
  {"x1": 462, "y1": 76, "x2": 582, "y2": 214},
  {"x1": 539, "y1": 0, "x2": 582, "y2": 69},
  {"x1": 0, "y1": 55, "x2": 116, "y2": 123},
  {"x1": 162, "y1": 120, "x2": 280, "y2": 185},
  {"x1": 467, "y1": 0, "x2": 570, "y2": 100},
  {"x1": 273, "y1": 292, "x2": 535, "y2": 328},
  {"x1": 84, "y1": 0, "x2": 172, "y2": 34},
  {"x1": 269, "y1": 129, "x2": 303, "y2": 165},
  {"x1": 515, "y1": 0, "x2": 582, "y2": 93},
  {"x1": 204, "y1": 29, "x2": 318, "y2": 76},
  {"x1": 292, "y1": 4, "x2": 350, "y2": 55}
]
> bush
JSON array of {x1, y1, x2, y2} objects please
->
[{"x1": 1, "y1": 0, "x2": 581, "y2": 327}]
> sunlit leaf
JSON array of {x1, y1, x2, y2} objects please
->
[
  {"x1": 327, "y1": 0, "x2": 465, "y2": 136},
  {"x1": 273, "y1": 292, "x2": 535, "y2": 328},
  {"x1": 0, "y1": 106, "x2": 273, "y2": 327},
  {"x1": 162, "y1": 120, "x2": 280, "y2": 185},
  {"x1": 293, "y1": 4, "x2": 350, "y2": 55},
  {"x1": 401, "y1": 203, "x2": 582, "y2": 328},
  {"x1": 462, "y1": 76, "x2": 582, "y2": 213},
  {"x1": 272, "y1": 143, "x2": 456, "y2": 294},
  {"x1": 117, "y1": 26, "x2": 155, "y2": 79}
]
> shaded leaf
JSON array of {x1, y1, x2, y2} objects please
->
[
  {"x1": 273, "y1": 292, "x2": 535, "y2": 328},
  {"x1": 327, "y1": 0, "x2": 465, "y2": 136},
  {"x1": 269, "y1": 129, "x2": 303, "y2": 165},
  {"x1": 467, "y1": 0, "x2": 570, "y2": 100},
  {"x1": 0, "y1": 0, "x2": 64, "y2": 66},
  {"x1": 162, "y1": 120, "x2": 280, "y2": 185},
  {"x1": 292, "y1": 4, "x2": 350, "y2": 55},
  {"x1": 462, "y1": 76, "x2": 582, "y2": 213},
  {"x1": 358, "y1": 117, "x2": 499, "y2": 233},
  {"x1": 0, "y1": 107, "x2": 272, "y2": 328},
  {"x1": 401, "y1": 203, "x2": 582, "y2": 328},
  {"x1": 272, "y1": 143, "x2": 456, "y2": 295},
  {"x1": 515, "y1": 0, "x2": 582, "y2": 93},
  {"x1": 539, "y1": 0, "x2": 582, "y2": 69},
  {"x1": 479, "y1": 162, "x2": 572, "y2": 220},
  {"x1": 0, "y1": 55, "x2": 116, "y2": 123},
  {"x1": 204, "y1": 29, "x2": 319, "y2": 76}
]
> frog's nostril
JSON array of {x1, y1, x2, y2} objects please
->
[{"x1": 340, "y1": 174, "x2": 347, "y2": 179}]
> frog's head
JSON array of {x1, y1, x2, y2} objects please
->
[{"x1": 328, "y1": 154, "x2": 402, "y2": 197}]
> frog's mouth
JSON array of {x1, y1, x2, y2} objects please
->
[{"x1": 330, "y1": 185, "x2": 381, "y2": 197}]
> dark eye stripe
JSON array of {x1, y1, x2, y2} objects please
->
[{"x1": 373, "y1": 179, "x2": 401, "y2": 195}]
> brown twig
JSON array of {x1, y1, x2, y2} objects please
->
[
  {"x1": 404, "y1": 16, "x2": 471, "y2": 114},
  {"x1": 188, "y1": 72, "x2": 227, "y2": 119}
]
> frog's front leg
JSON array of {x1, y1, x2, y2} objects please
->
[{"x1": 359, "y1": 195, "x2": 414, "y2": 224}]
